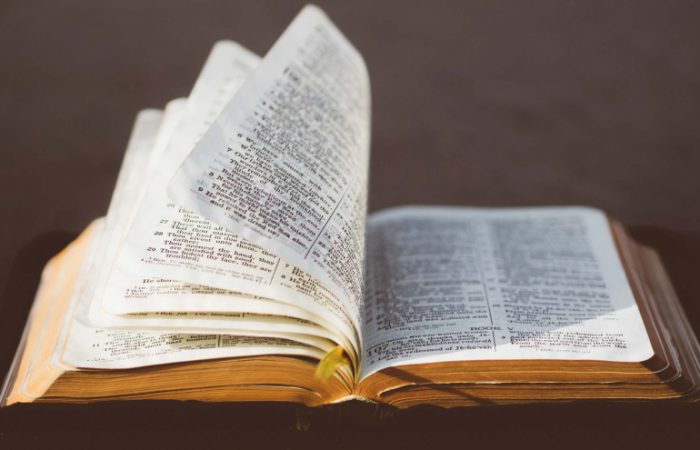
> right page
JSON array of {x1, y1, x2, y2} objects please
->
[{"x1": 360, "y1": 206, "x2": 654, "y2": 380}]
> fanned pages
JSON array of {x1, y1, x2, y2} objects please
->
[
  {"x1": 100, "y1": 37, "x2": 359, "y2": 359},
  {"x1": 167, "y1": 6, "x2": 370, "y2": 332}
]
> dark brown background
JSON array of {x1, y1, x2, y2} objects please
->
[{"x1": 1, "y1": 0, "x2": 699, "y2": 448}]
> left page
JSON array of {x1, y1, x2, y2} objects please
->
[
  {"x1": 62, "y1": 224, "x2": 327, "y2": 370},
  {"x1": 95, "y1": 39, "x2": 359, "y2": 356}
]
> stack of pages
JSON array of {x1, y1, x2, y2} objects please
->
[{"x1": 3, "y1": 5, "x2": 700, "y2": 408}]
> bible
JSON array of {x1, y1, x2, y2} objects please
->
[{"x1": 3, "y1": 5, "x2": 699, "y2": 408}]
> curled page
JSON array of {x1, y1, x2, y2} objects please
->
[{"x1": 167, "y1": 6, "x2": 371, "y2": 325}]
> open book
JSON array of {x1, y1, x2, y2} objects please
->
[{"x1": 3, "y1": 5, "x2": 700, "y2": 408}]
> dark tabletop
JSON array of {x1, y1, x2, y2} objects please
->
[{"x1": 1, "y1": 1, "x2": 699, "y2": 448}]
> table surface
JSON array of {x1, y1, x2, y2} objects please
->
[{"x1": 1, "y1": 1, "x2": 699, "y2": 448}]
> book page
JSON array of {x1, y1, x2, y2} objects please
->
[
  {"x1": 97, "y1": 40, "x2": 358, "y2": 355},
  {"x1": 360, "y1": 206, "x2": 654, "y2": 379},
  {"x1": 63, "y1": 232, "x2": 328, "y2": 369},
  {"x1": 62, "y1": 325, "x2": 326, "y2": 370},
  {"x1": 166, "y1": 6, "x2": 371, "y2": 327}
]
